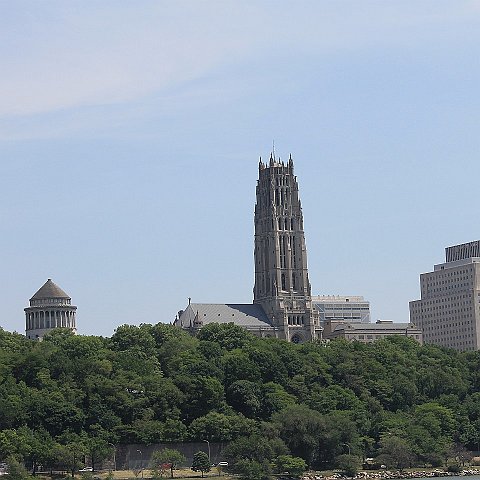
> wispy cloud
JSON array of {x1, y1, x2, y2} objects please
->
[
  {"x1": 0, "y1": 1, "x2": 479, "y2": 122},
  {"x1": 0, "y1": 1, "x2": 267, "y2": 117}
]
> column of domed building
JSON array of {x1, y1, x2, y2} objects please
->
[{"x1": 25, "y1": 279, "x2": 77, "y2": 340}]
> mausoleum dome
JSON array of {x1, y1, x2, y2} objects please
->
[
  {"x1": 30, "y1": 279, "x2": 71, "y2": 306},
  {"x1": 25, "y1": 279, "x2": 77, "y2": 340}
]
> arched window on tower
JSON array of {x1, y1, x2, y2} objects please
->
[
  {"x1": 292, "y1": 272, "x2": 296, "y2": 290},
  {"x1": 281, "y1": 273, "x2": 286, "y2": 291}
]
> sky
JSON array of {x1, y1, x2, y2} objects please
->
[{"x1": 1, "y1": 0, "x2": 480, "y2": 337}]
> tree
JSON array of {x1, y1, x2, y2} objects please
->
[
  {"x1": 234, "y1": 459, "x2": 272, "y2": 480},
  {"x1": 151, "y1": 449, "x2": 185, "y2": 479},
  {"x1": 335, "y1": 454, "x2": 362, "y2": 477},
  {"x1": 196, "y1": 323, "x2": 254, "y2": 350},
  {"x1": 376, "y1": 435, "x2": 414, "y2": 471},
  {"x1": 55, "y1": 432, "x2": 90, "y2": 475},
  {"x1": 0, "y1": 427, "x2": 54, "y2": 476},
  {"x1": 313, "y1": 411, "x2": 362, "y2": 467},
  {"x1": 224, "y1": 434, "x2": 287, "y2": 480},
  {"x1": 450, "y1": 442, "x2": 473, "y2": 466},
  {"x1": 191, "y1": 451, "x2": 210, "y2": 478},
  {"x1": 260, "y1": 382, "x2": 296, "y2": 418},
  {"x1": 307, "y1": 384, "x2": 361, "y2": 414},
  {"x1": 226, "y1": 381, "x2": 262, "y2": 418},
  {"x1": 414, "y1": 402, "x2": 456, "y2": 437},
  {"x1": 272, "y1": 404, "x2": 325, "y2": 467},
  {"x1": 84, "y1": 435, "x2": 114, "y2": 472},
  {"x1": 110, "y1": 325, "x2": 157, "y2": 356},
  {"x1": 162, "y1": 419, "x2": 188, "y2": 442},
  {"x1": 188, "y1": 412, "x2": 256, "y2": 442},
  {"x1": 4, "y1": 456, "x2": 29, "y2": 480},
  {"x1": 55, "y1": 440, "x2": 87, "y2": 479},
  {"x1": 273, "y1": 455, "x2": 307, "y2": 478},
  {"x1": 223, "y1": 352, "x2": 261, "y2": 386}
]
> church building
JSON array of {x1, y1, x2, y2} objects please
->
[{"x1": 175, "y1": 154, "x2": 322, "y2": 343}]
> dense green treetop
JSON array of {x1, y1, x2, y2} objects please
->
[{"x1": 1, "y1": 322, "x2": 480, "y2": 470}]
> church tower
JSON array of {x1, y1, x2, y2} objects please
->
[{"x1": 253, "y1": 154, "x2": 321, "y2": 342}]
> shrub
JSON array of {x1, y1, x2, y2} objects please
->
[
  {"x1": 273, "y1": 455, "x2": 307, "y2": 478},
  {"x1": 446, "y1": 464, "x2": 461, "y2": 473}
]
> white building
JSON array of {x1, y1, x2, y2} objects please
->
[
  {"x1": 410, "y1": 240, "x2": 480, "y2": 351},
  {"x1": 311, "y1": 295, "x2": 370, "y2": 326}
]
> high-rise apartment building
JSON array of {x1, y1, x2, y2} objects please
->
[{"x1": 410, "y1": 240, "x2": 480, "y2": 351}]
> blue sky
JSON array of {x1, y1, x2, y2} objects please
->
[{"x1": 1, "y1": 1, "x2": 480, "y2": 336}]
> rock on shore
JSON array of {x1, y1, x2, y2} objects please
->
[{"x1": 302, "y1": 468, "x2": 480, "y2": 480}]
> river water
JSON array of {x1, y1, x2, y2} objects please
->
[{"x1": 410, "y1": 477, "x2": 480, "y2": 480}]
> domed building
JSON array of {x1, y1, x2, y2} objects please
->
[{"x1": 25, "y1": 279, "x2": 77, "y2": 340}]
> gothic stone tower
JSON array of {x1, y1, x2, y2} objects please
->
[{"x1": 253, "y1": 154, "x2": 321, "y2": 342}]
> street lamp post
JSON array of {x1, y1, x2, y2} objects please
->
[
  {"x1": 137, "y1": 449, "x2": 143, "y2": 478},
  {"x1": 202, "y1": 440, "x2": 211, "y2": 463},
  {"x1": 108, "y1": 443, "x2": 116, "y2": 471},
  {"x1": 342, "y1": 443, "x2": 351, "y2": 455}
]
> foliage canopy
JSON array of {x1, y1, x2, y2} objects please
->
[{"x1": 2, "y1": 323, "x2": 480, "y2": 474}]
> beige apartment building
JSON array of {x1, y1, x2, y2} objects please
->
[{"x1": 409, "y1": 240, "x2": 480, "y2": 351}]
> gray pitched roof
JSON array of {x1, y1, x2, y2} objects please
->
[
  {"x1": 31, "y1": 279, "x2": 70, "y2": 300},
  {"x1": 178, "y1": 303, "x2": 273, "y2": 329}
]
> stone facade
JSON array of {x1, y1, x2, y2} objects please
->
[
  {"x1": 324, "y1": 319, "x2": 423, "y2": 344},
  {"x1": 25, "y1": 279, "x2": 77, "y2": 340},
  {"x1": 175, "y1": 153, "x2": 322, "y2": 343},
  {"x1": 253, "y1": 155, "x2": 321, "y2": 342},
  {"x1": 410, "y1": 240, "x2": 480, "y2": 351}
]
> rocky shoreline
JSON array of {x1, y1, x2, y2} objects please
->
[{"x1": 302, "y1": 469, "x2": 480, "y2": 480}]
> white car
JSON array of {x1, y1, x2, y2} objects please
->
[{"x1": 79, "y1": 467, "x2": 93, "y2": 472}]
